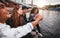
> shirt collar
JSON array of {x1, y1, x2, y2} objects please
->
[{"x1": 0, "y1": 23, "x2": 9, "y2": 29}]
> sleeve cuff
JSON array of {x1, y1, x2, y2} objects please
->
[{"x1": 28, "y1": 23, "x2": 34, "y2": 30}]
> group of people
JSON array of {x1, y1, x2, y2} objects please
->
[{"x1": 0, "y1": 0, "x2": 43, "y2": 38}]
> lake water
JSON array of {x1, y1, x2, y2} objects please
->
[{"x1": 39, "y1": 10, "x2": 60, "y2": 36}]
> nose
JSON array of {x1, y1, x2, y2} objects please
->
[{"x1": 17, "y1": 8, "x2": 23, "y2": 15}]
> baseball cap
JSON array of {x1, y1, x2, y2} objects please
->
[{"x1": 22, "y1": 5, "x2": 29, "y2": 10}]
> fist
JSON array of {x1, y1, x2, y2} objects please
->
[{"x1": 34, "y1": 14, "x2": 43, "y2": 21}]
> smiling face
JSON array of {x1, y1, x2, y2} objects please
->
[
  {"x1": 31, "y1": 7, "x2": 39, "y2": 16},
  {"x1": 17, "y1": 7, "x2": 23, "y2": 15},
  {"x1": 34, "y1": 9, "x2": 38, "y2": 15},
  {"x1": 0, "y1": 7, "x2": 11, "y2": 20}
]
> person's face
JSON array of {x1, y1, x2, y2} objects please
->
[
  {"x1": 0, "y1": 7, "x2": 11, "y2": 19},
  {"x1": 23, "y1": 9, "x2": 28, "y2": 14},
  {"x1": 17, "y1": 7, "x2": 23, "y2": 15},
  {"x1": 34, "y1": 9, "x2": 38, "y2": 15}
]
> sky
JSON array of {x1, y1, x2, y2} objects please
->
[
  {"x1": 33, "y1": 0, "x2": 60, "y2": 5},
  {"x1": 33, "y1": 0, "x2": 60, "y2": 7},
  {"x1": 11, "y1": 0, "x2": 60, "y2": 5}
]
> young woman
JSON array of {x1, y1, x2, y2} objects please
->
[
  {"x1": 28, "y1": 7, "x2": 42, "y2": 38},
  {"x1": 6, "y1": 5, "x2": 25, "y2": 28},
  {"x1": 28, "y1": 7, "x2": 39, "y2": 22},
  {"x1": 0, "y1": 2, "x2": 43, "y2": 38}
]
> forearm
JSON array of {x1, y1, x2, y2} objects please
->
[
  {"x1": 31, "y1": 14, "x2": 43, "y2": 27},
  {"x1": 15, "y1": 23, "x2": 33, "y2": 37},
  {"x1": 15, "y1": 20, "x2": 41, "y2": 37},
  {"x1": 31, "y1": 19, "x2": 40, "y2": 27}
]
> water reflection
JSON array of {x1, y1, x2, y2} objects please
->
[{"x1": 39, "y1": 10, "x2": 60, "y2": 37}]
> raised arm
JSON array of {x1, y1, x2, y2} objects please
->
[{"x1": 15, "y1": 14, "x2": 43, "y2": 38}]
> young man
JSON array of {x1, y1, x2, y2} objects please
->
[
  {"x1": 22, "y1": 6, "x2": 29, "y2": 23},
  {"x1": 0, "y1": 3, "x2": 43, "y2": 38}
]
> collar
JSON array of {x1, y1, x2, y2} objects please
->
[{"x1": 0, "y1": 23, "x2": 10, "y2": 29}]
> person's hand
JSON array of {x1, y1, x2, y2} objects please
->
[
  {"x1": 34, "y1": 14, "x2": 43, "y2": 21},
  {"x1": 31, "y1": 14, "x2": 43, "y2": 27}
]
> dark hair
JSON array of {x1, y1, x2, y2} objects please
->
[
  {"x1": 0, "y1": 2, "x2": 5, "y2": 9},
  {"x1": 30, "y1": 7, "x2": 39, "y2": 14},
  {"x1": 22, "y1": 6, "x2": 29, "y2": 10}
]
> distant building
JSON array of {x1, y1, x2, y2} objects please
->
[{"x1": 11, "y1": 0, "x2": 32, "y2": 4}]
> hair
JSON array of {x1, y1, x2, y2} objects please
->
[
  {"x1": 8, "y1": 6, "x2": 24, "y2": 28},
  {"x1": 30, "y1": 7, "x2": 39, "y2": 14},
  {"x1": 10, "y1": 7, "x2": 19, "y2": 27}
]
